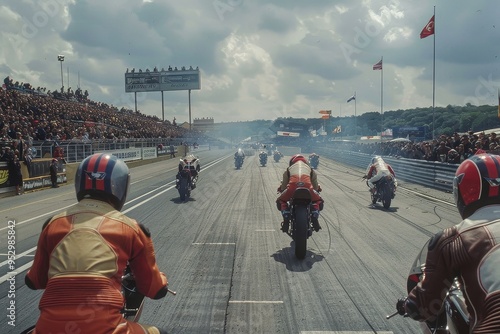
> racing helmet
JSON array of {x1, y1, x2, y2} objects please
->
[
  {"x1": 289, "y1": 154, "x2": 308, "y2": 166},
  {"x1": 453, "y1": 153, "x2": 500, "y2": 219},
  {"x1": 371, "y1": 156, "x2": 382, "y2": 164},
  {"x1": 75, "y1": 153, "x2": 130, "y2": 210}
]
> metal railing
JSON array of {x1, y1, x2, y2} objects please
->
[
  {"x1": 315, "y1": 147, "x2": 457, "y2": 193},
  {"x1": 28, "y1": 138, "x2": 192, "y2": 163}
]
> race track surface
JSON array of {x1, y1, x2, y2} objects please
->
[{"x1": 0, "y1": 148, "x2": 458, "y2": 333}]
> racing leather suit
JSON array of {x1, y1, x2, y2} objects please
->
[
  {"x1": 405, "y1": 205, "x2": 500, "y2": 333},
  {"x1": 365, "y1": 160, "x2": 397, "y2": 191},
  {"x1": 25, "y1": 198, "x2": 168, "y2": 334},
  {"x1": 277, "y1": 160, "x2": 323, "y2": 211}
]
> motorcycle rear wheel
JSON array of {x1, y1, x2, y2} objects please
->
[
  {"x1": 381, "y1": 185, "x2": 391, "y2": 209},
  {"x1": 179, "y1": 178, "x2": 190, "y2": 201},
  {"x1": 293, "y1": 205, "x2": 309, "y2": 260}
]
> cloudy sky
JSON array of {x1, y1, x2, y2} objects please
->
[{"x1": 1, "y1": 0, "x2": 499, "y2": 124}]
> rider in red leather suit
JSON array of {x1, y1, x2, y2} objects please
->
[
  {"x1": 25, "y1": 153, "x2": 169, "y2": 334},
  {"x1": 277, "y1": 154, "x2": 323, "y2": 233},
  {"x1": 398, "y1": 153, "x2": 500, "y2": 333}
]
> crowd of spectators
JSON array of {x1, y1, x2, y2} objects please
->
[
  {"x1": 335, "y1": 131, "x2": 499, "y2": 164},
  {"x1": 0, "y1": 76, "x2": 195, "y2": 163}
]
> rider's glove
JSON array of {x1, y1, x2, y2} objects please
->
[
  {"x1": 277, "y1": 186, "x2": 282, "y2": 194},
  {"x1": 317, "y1": 185, "x2": 322, "y2": 192},
  {"x1": 396, "y1": 297, "x2": 407, "y2": 316}
]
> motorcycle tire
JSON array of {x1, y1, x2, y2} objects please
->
[
  {"x1": 293, "y1": 205, "x2": 309, "y2": 260},
  {"x1": 178, "y1": 177, "x2": 190, "y2": 201},
  {"x1": 381, "y1": 185, "x2": 391, "y2": 209}
]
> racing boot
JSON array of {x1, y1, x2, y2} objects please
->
[
  {"x1": 311, "y1": 211, "x2": 321, "y2": 232},
  {"x1": 175, "y1": 177, "x2": 180, "y2": 189},
  {"x1": 281, "y1": 210, "x2": 291, "y2": 233},
  {"x1": 310, "y1": 203, "x2": 321, "y2": 232}
]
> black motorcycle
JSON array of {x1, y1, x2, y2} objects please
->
[
  {"x1": 371, "y1": 175, "x2": 395, "y2": 209},
  {"x1": 21, "y1": 265, "x2": 176, "y2": 334},
  {"x1": 177, "y1": 168, "x2": 196, "y2": 201},
  {"x1": 387, "y1": 239, "x2": 469, "y2": 333},
  {"x1": 235, "y1": 155, "x2": 244, "y2": 169},
  {"x1": 273, "y1": 151, "x2": 282, "y2": 162},
  {"x1": 259, "y1": 152, "x2": 268, "y2": 167},
  {"x1": 309, "y1": 155, "x2": 319, "y2": 169},
  {"x1": 282, "y1": 185, "x2": 317, "y2": 260}
]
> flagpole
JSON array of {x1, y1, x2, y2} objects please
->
[
  {"x1": 340, "y1": 103, "x2": 342, "y2": 139},
  {"x1": 354, "y1": 91, "x2": 357, "y2": 138},
  {"x1": 381, "y1": 56, "x2": 384, "y2": 141},
  {"x1": 432, "y1": 5, "x2": 436, "y2": 139}
]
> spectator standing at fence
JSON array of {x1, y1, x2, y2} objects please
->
[
  {"x1": 50, "y1": 158, "x2": 59, "y2": 188},
  {"x1": 433, "y1": 141, "x2": 451, "y2": 162},
  {"x1": 15, "y1": 132, "x2": 26, "y2": 161},
  {"x1": 9, "y1": 153, "x2": 23, "y2": 195},
  {"x1": 170, "y1": 144, "x2": 175, "y2": 158}
]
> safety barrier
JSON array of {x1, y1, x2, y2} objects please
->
[{"x1": 315, "y1": 147, "x2": 457, "y2": 193}]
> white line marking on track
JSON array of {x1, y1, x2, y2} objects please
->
[
  {"x1": 229, "y1": 300, "x2": 283, "y2": 304},
  {"x1": 192, "y1": 243, "x2": 236, "y2": 245},
  {"x1": 0, "y1": 155, "x2": 232, "y2": 285}
]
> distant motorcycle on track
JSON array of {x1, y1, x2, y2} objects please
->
[{"x1": 259, "y1": 151, "x2": 268, "y2": 167}]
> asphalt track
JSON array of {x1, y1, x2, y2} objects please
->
[{"x1": 0, "y1": 147, "x2": 460, "y2": 333}]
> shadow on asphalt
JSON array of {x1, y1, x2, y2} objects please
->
[{"x1": 271, "y1": 242, "x2": 324, "y2": 272}]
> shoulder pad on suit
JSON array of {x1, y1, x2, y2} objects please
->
[{"x1": 138, "y1": 223, "x2": 151, "y2": 237}]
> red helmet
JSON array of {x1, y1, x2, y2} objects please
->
[
  {"x1": 289, "y1": 154, "x2": 308, "y2": 166},
  {"x1": 75, "y1": 153, "x2": 130, "y2": 210},
  {"x1": 454, "y1": 153, "x2": 500, "y2": 219}
]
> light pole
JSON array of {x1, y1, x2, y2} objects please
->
[{"x1": 57, "y1": 55, "x2": 64, "y2": 92}]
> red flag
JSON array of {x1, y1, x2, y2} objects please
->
[
  {"x1": 319, "y1": 110, "x2": 331, "y2": 115},
  {"x1": 373, "y1": 59, "x2": 382, "y2": 70},
  {"x1": 420, "y1": 15, "x2": 435, "y2": 39}
]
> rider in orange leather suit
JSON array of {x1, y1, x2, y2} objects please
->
[
  {"x1": 277, "y1": 154, "x2": 323, "y2": 232},
  {"x1": 25, "y1": 153, "x2": 169, "y2": 334}
]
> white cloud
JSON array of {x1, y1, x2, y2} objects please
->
[{"x1": 1, "y1": 0, "x2": 499, "y2": 124}]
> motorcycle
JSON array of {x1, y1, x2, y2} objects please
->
[
  {"x1": 259, "y1": 152, "x2": 268, "y2": 167},
  {"x1": 176, "y1": 157, "x2": 200, "y2": 201},
  {"x1": 177, "y1": 168, "x2": 196, "y2": 201},
  {"x1": 273, "y1": 151, "x2": 283, "y2": 162},
  {"x1": 386, "y1": 238, "x2": 470, "y2": 334},
  {"x1": 280, "y1": 185, "x2": 318, "y2": 260},
  {"x1": 21, "y1": 265, "x2": 176, "y2": 334},
  {"x1": 370, "y1": 175, "x2": 396, "y2": 209},
  {"x1": 309, "y1": 155, "x2": 319, "y2": 169},
  {"x1": 235, "y1": 155, "x2": 244, "y2": 169}
]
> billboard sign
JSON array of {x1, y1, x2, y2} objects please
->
[
  {"x1": 125, "y1": 69, "x2": 201, "y2": 92},
  {"x1": 392, "y1": 126, "x2": 426, "y2": 141}
]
